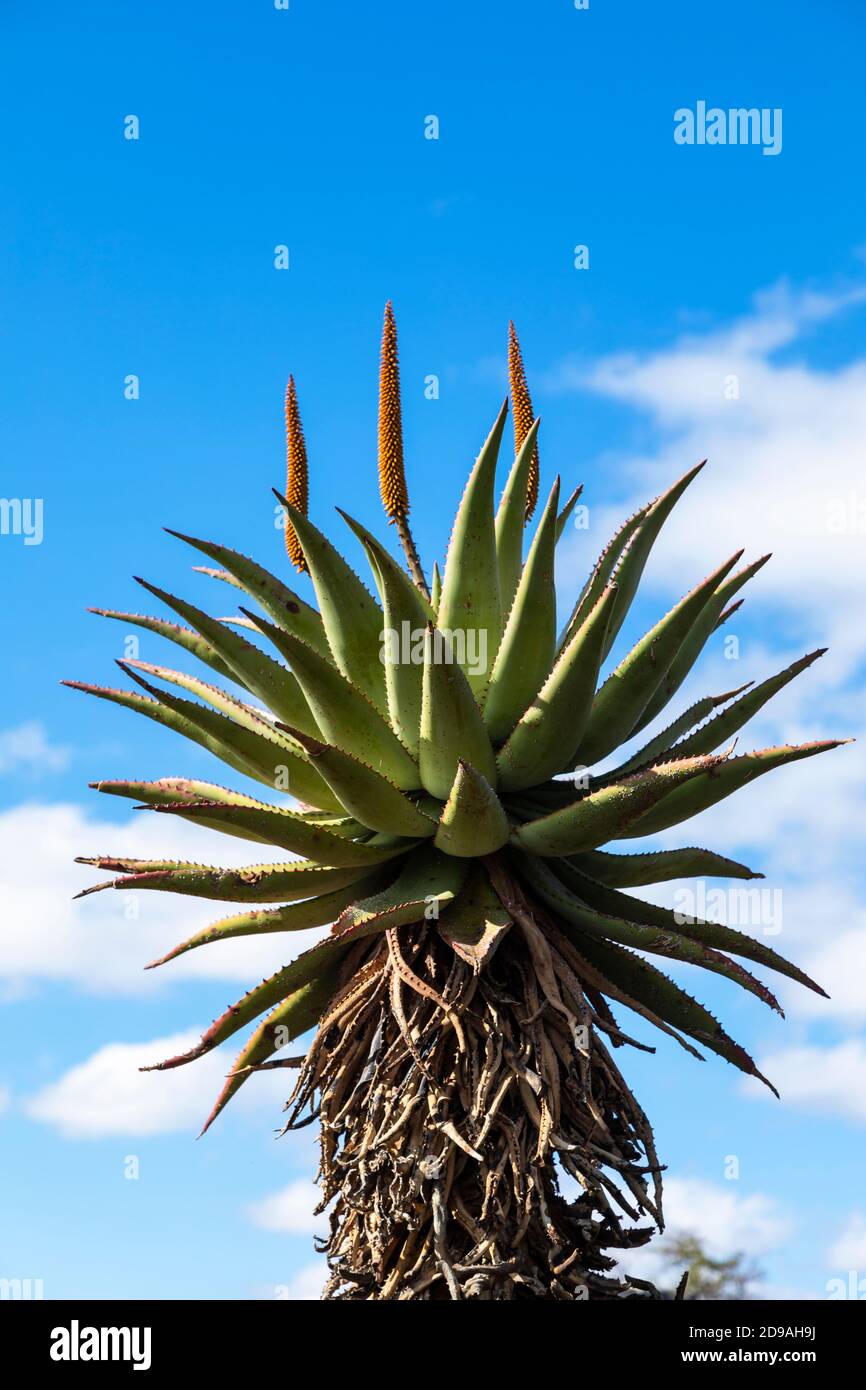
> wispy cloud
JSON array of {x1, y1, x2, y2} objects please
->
[
  {"x1": 0, "y1": 722, "x2": 70, "y2": 776},
  {"x1": 614, "y1": 1176, "x2": 793, "y2": 1289},
  {"x1": 23, "y1": 1028, "x2": 295, "y2": 1138},
  {"x1": 743, "y1": 1040, "x2": 866, "y2": 1125},
  {"x1": 552, "y1": 279, "x2": 866, "y2": 672},
  {"x1": 245, "y1": 1178, "x2": 325, "y2": 1236},
  {"x1": 0, "y1": 801, "x2": 327, "y2": 993},
  {"x1": 546, "y1": 275, "x2": 866, "y2": 1054},
  {"x1": 276, "y1": 1261, "x2": 327, "y2": 1300},
  {"x1": 827, "y1": 1211, "x2": 866, "y2": 1270}
]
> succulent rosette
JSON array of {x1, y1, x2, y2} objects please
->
[{"x1": 69, "y1": 310, "x2": 844, "y2": 1300}]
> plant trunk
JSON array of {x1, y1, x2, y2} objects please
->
[{"x1": 286, "y1": 884, "x2": 666, "y2": 1301}]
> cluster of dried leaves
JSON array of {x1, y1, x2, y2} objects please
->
[{"x1": 285, "y1": 901, "x2": 668, "y2": 1301}]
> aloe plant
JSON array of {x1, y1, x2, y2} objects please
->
[{"x1": 69, "y1": 309, "x2": 845, "y2": 1301}]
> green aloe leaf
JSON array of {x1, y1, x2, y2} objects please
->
[
  {"x1": 519, "y1": 855, "x2": 783, "y2": 1012},
  {"x1": 132, "y1": 577, "x2": 319, "y2": 734},
  {"x1": 438, "y1": 399, "x2": 508, "y2": 696},
  {"x1": 143, "y1": 798, "x2": 408, "y2": 866},
  {"x1": 142, "y1": 920, "x2": 383, "y2": 1073},
  {"x1": 63, "y1": 679, "x2": 257, "y2": 780},
  {"x1": 430, "y1": 562, "x2": 442, "y2": 611},
  {"x1": 199, "y1": 968, "x2": 341, "y2": 1135},
  {"x1": 497, "y1": 584, "x2": 618, "y2": 791},
  {"x1": 670, "y1": 650, "x2": 827, "y2": 759},
  {"x1": 600, "y1": 460, "x2": 707, "y2": 661},
  {"x1": 120, "y1": 658, "x2": 279, "y2": 734},
  {"x1": 574, "y1": 551, "x2": 742, "y2": 768},
  {"x1": 276, "y1": 494, "x2": 389, "y2": 716},
  {"x1": 342, "y1": 518, "x2": 430, "y2": 758},
  {"x1": 484, "y1": 478, "x2": 560, "y2": 743},
  {"x1": 287, "y1": 730, "x2": 437, "y2": 838},
  {"x1": 254, "y1": 625, "x2": 419, "y2": 790},
  {"x1": 433, "y1": 760, "x2": 510, "y2": 857},
  {"x1": 90, "y1": 776, "x2": 271, "y2": 810},
  {"x1": 146, "y1": 870, "x2": 390, "y2": 968},
  {"x1": 419, "y1": 625, "x2": 498, "y2": 798},
  {"x1": 557, "y1": 500, "x2": 650, "y2": 654},
  {"x1": 337, "y1": 509, "x2": 435, "y2": 623},
  {"x1": 511, "y1": 751, "x2": 728, "y2": 857},
  {"x1": 219, "y1": 615, "x2": 260, "y2": 632},
  {"x1": 190, "y1": 564, "x2": 244, "y2": 593},
  {"x1": 92, "y1": 774, "x2": 364, "y2": 838},
  {"x1": 570, "y1": 846, "x2": 763, "y2": 886},
  {"x1": 607, "y1": 684, "x2": 752, "y2": 779},
  {"x1": 715, "y1": 598, "x2": 743, "y2": 630},
  {"x1": 554, "y1": 858, "x2": 826, "y2": 997},
  {"x1": 438, "y1": 863, "x2": 511, "y2": 968},
  {"x1": 494, "y1": 416, "x2": 540, "y2": 612},
  {"x1": 556, "y1": 926, "x2": 778, "y2": 1092},
  {"x1": 88, "y1": 607, "x2": 236, "y2": 683},
  {"x1": 625, "y1": 740, "x2": 848, "y2": 838},
  {"x1": 119, "y1": 662, "x2": 339, "y2": 810},
  {"x1": 335, "y1": 844, "x2": 468, "y2": 933},
  {"x1": 629, "y1": 553, "x2": 771, "y2": 738},
  {"x1": 64, "y1": 678, "x2": 335, "y2": 807},
  {"x1": 555, "y1": 484, "x2": 584, "y2": 544},
  {"x1": 166, "y1": 529, "x2": 329, "y2": 657},
  {"x1": 74, "y1": 856, "x2": 392, "y2": 902}
]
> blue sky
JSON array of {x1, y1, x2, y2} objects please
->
[{"x1": 2, "y1": 0, "x2": 866, "y2": 1299}]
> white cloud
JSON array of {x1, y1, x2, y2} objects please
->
[
  {"x1": 656, "y1": 1176, "x2": 790, "y2": 1257},
  {"x1": 615, "y1": 1176, "x2": 792, "y2": 1287},
  {"x1": 276, "y1": 1261, "x2": 326, "y2": 1300},
  {"x1": 549, "y1": 278, "x2": 866, "y2": 1036},
  {"x1": 0, "y1": 1084, "x2": 10, "y2": 1115},
  {"x1": 743, "y1": 1039, "x2": 866, "y2": 1125},
  {"x1": 245, "y1": 1178, "x2": 325, "y2": 1236},
  {"x1": 827, "y1": 1212, "x2": 866, "y2": 1271},
  {"x1": 0, "y1": 801, "x2": 328, "y2": 993},
  {"x1": 23, "y1": 1028, "x2": 298, "y2": 1138},
  {"x1": 0, "y1": 722, "x2": 70, "y2": 776},
  {"x1": 555, "y1": 279, "x2": 866, "y2": 671},
  {"x1": 784, "y1": 924, "x2": 866, "y2": 1024}
]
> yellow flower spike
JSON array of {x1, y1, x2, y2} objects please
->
[
  {"x1": 508, "y1": 321, "x2": 540, "y2": 522},
  {"x1": 378, "y1": 301, "x2": 409, "y2": 521},
  {"x1": 284, "y1": 374, "x2": 309, "y2": 573},
  {"x1": 377, "y1": 302, "x2": 429, "y2": 597}
]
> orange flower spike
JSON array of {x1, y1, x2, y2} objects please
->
[
  {"x1": 284, "y1": 374, "x2": 309, "y2": 573},
  {"x1": 508, "y1": 321, "x2": 540, "y2": 522},
  {"x1": 377, "y1": 302, "x2": 429, "y2": 597},
  {"x1": 378, "y1": 301, "x2": 410, "y2": 520}
]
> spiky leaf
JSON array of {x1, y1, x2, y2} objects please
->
[
  {"x1": 166, "y1": 530, "x2": 329, "y2": 656},
  {"x1": 574, "y1": 551, "x2": 742, "y2": 768},
  {"x1": 494, "y1": 418, "x2": 541, "y2": 610},
  {"x1": 418, "y1": 625, "x2": 497, "y2": 798},
  {"x1": 484, "y1": 478, "x2": 560, "y2": 743},
  {"x1": 433, "y1": 760, "x2": 510, "y2": 857},
  {"x1": 497, "y1": 584, "x2": 617, "y2": 791},
  {"x1": 512, "y1": 752, "x2": 728, "y2": 857},
  {"x1": 625, "y1": 741, "x2": 847, "y2": 838},
  {"x1": 277, "y1": 496, "x2": 389, "y2": 716},
  {"x1": 437, "y1": 400, "x2": 507, "y2": 696}
]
